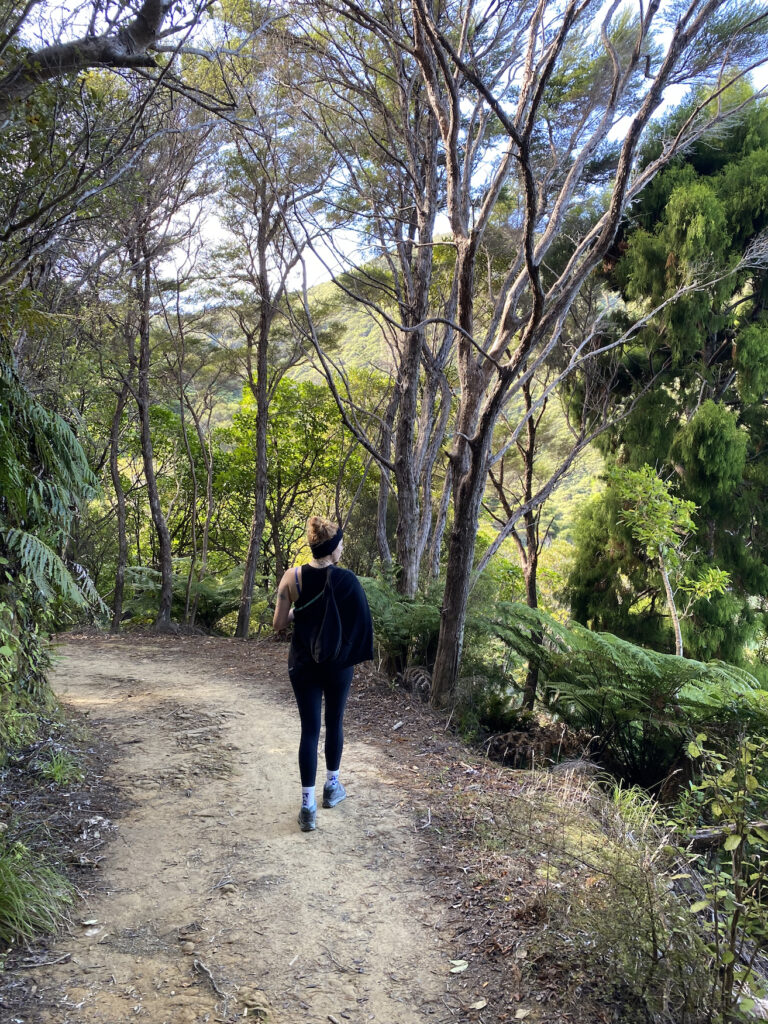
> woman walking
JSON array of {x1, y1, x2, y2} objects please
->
[{"x1": 273, "y1": 516, "x2": 373, "y2": 832}]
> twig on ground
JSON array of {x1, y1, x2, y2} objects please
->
[
  {"x1": 12, "y1": 953, "x2": 72, "y2": 969},
  {"x1": 193, "y1": 958, "x2": 226, "y2": 997},
  {"x1": 322, "y1": 945, "x2": 362, "y2": 974}
]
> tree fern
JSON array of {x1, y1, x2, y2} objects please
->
[
  {"x1": 360, "y1": 575, "x2": 441, "y2": 671},
  {"x1": 0, "y1": 360, "x2": 97, "y2": 528},
  {"x1": 3, "y1": 530, "x2": 88, "y2": 606},
  {"x1": 476, "y1": 601, "x2": 768, "y2": 784},
  {"x1": 121, "y1": 563, "x2": 244, "y2": 630},
  {"x1": 0, "y1": 358, "x2": 101, "y2": 749}
]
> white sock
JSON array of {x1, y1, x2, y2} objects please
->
[
  {"x1": 326, "y1": 771, "x2": 339, "y2": 787},
  {"x1": 302, "y1": 787, "x2": 315, "y2": 808}
]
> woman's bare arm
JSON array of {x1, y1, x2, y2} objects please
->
[{"x1": 273, "y1": 569, "x2": 297, "y2": 630}]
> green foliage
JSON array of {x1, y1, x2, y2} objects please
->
[
  {"x1": 476, "y1": 601, "x2": 768, "y2": 785},
  {"x1": 612, "y1": 463, "x2": 696, "y2": 571},
  {"x1": 486, "y1": 772, "x2": 713, "y2": 1023},
  {"x1": 673, "y1": 401, "x2": 748, "y2": 506},
  {"x1": 734, "y1": 317, "x2": 768, "y2": 403},
  {"x1": 611, "y1": 463, "x2": 730, "y2": 655},
  {"x1": 572, "y1": 100, "x2": 768, "y2": 664},
  {"x1": 677, "y1": 736, "x2": 768, "y2": 1020},
  {"x1": 449, "y1": 672, "x2": 520, "y2": 742},
  {"x1": 218, "y1": 375, "x2": 381, "y2": 584},
  {"x1": 0, "y1": 360, "x2": 101, "y2": 757},
  {"x1": 4, "y1": 529, "x2": 104, "y2": 610},
  {"x1": 0, "y1": 361, "x2": 97, "y2": 526},
  {"x1": 291, "y1": 281, "x2": 390, "y2": 377},
  {"x1": 665, "y1": 180, "x2": 728, "y2": 270},
  {"x1": 0, "y1": 839, "x2": 73, "y2": 945},
  {"x1": 121, "y1": 564, "x2": 245, "y2": 631},
  {"x1": 37, "y1": 751, "x2": 84, "y2": 787},
  {"x1": 567, "y1": 489, "x2": 670, "y2": 646},
  {"x1": 359, "y1": 573, "x2": 442, "y2": 673}
]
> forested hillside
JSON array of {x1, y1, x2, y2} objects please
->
[{"x1": 4, "y1": 0, "x2": 768, "y2": 1019}]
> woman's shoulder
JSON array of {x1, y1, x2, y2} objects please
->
[{"x1": 279, "y1": 566, "x2": 304, "y2": 588}]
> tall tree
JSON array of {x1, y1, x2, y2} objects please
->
[
  {"x1": 213, "y1": 38, "x2": 329, "y2": 637},
  {"x1": 393, "y1": 0, "x2": 768, "y2": 703},
  {"x1": 0, "y1": 0, "x2": 219, "y2": 116},
  {"x1": 107, "y1": 98, "x2": 213, "y2": 627},
  {"x1": 159, "y1": 243, "x2": 235, "y2": 628},
  {"x1": 287, "y1": 1, "x2": 454, "y2": 595}
]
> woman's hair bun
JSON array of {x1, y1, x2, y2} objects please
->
[{"x1": 306, "y1": 515, "x2": 337, "y2": 546}]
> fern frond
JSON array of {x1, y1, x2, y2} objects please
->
[{"x1": 3, "y1": 529, "x2": 88, "y2": 607}]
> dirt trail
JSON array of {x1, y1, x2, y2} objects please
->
[{"x1": 31, "y1": 637, "x2": 464, "y2": 1024}]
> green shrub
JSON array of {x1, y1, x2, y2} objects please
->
[
  {"x1": 122, "y1": 562, "x2": 245, "y2": 631},
  {"x1": 359, "y1": 574, "x2": 442, "y2": 673},
  {"x1": 474, "y1": 770, "x2": 713, "y2": 1022},
  {"x1": 449, "y1": 672, "x2": 521, "y2": 741},
  {"x1": 0, "y1": 360, "x2": 99, "y2": 757},
  {"x1": 675, "y1": 735, "x2": 768, "y2": 1020},
  {"x1": 0, "y1": 839, "x2": 73, "y2": 945}
]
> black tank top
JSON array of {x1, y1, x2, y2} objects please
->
[{"x1": 294, "y1": 564, "x2": 330, "y2": 609}]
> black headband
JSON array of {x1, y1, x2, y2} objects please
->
[{"x1": 310, "y1": 528, "x2": 343, "y2": 559}]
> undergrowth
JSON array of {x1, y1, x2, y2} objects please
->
[
  {"x1": 37, "y1": 750, "x2": 84, "y2": 787},
  {"x1": 467, "y1": 769, "x2": 720, "y2": 1022},
  {"x1": 0, "y1": 709, "x2": 94, "y2": 953},
  {"x1": 0, "y1": 839, "x2": 73, "y2": 947}
]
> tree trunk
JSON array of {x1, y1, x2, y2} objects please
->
[
  {"x1": 235, "y1": 294, "x2": 271, "y2": 638},
  {"x1": 414, "y1": 368, "x2": 452, "y2": 572},
  {"x1": 428, "y1": 463, "x2": 452, "y2": 578},
  {"x1": 521, "y1": 540, "x2": 541, "y2": 711},
  {"x1": 179, "y1": 391, "x2": 198, "y2": 626},
  {"x1": 109, "y1": 383, "x2": 130, "y2": 632},
  {"x1": 236, "y1": 478, "x2": 267, "y2": 638},
  {"x1": 376, "y1": 390, "x2": 398, "y2": 565},
  {"x1": 188, "y1": 405, "x2": 214, "y2": 628},
  {"x1": 272, "y1": 519, "x2": 285, "y2": 581},
  {"x1": 519, "y1": 383, "x2": 542, "y2": 710},
  {"x1": 0, "y1": 0, "x2": 172, "y2": 115},
  {"x1": 136, "y1": 241, "x2": 173, "y2": 629},
  {"x1": 659, "y1": 558, "x2": 683, "y2": 657},
  {"x1": 377, "y1": 472, "x2": 392, "y2": 566},
  {"x1": 430, "y1": 442, "x2": 489, "y2": 705},
  {"x1": 393, "y1": 330, "x2": 424, "y2": 597}
]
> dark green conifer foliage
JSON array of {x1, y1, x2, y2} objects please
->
[{"x1": 568, "y1": 97, "x2": 768, "y2": 664}]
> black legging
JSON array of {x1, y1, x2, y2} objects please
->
[{"x1": 289, "y1": 665, "x2": 354, "y2": 787}]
